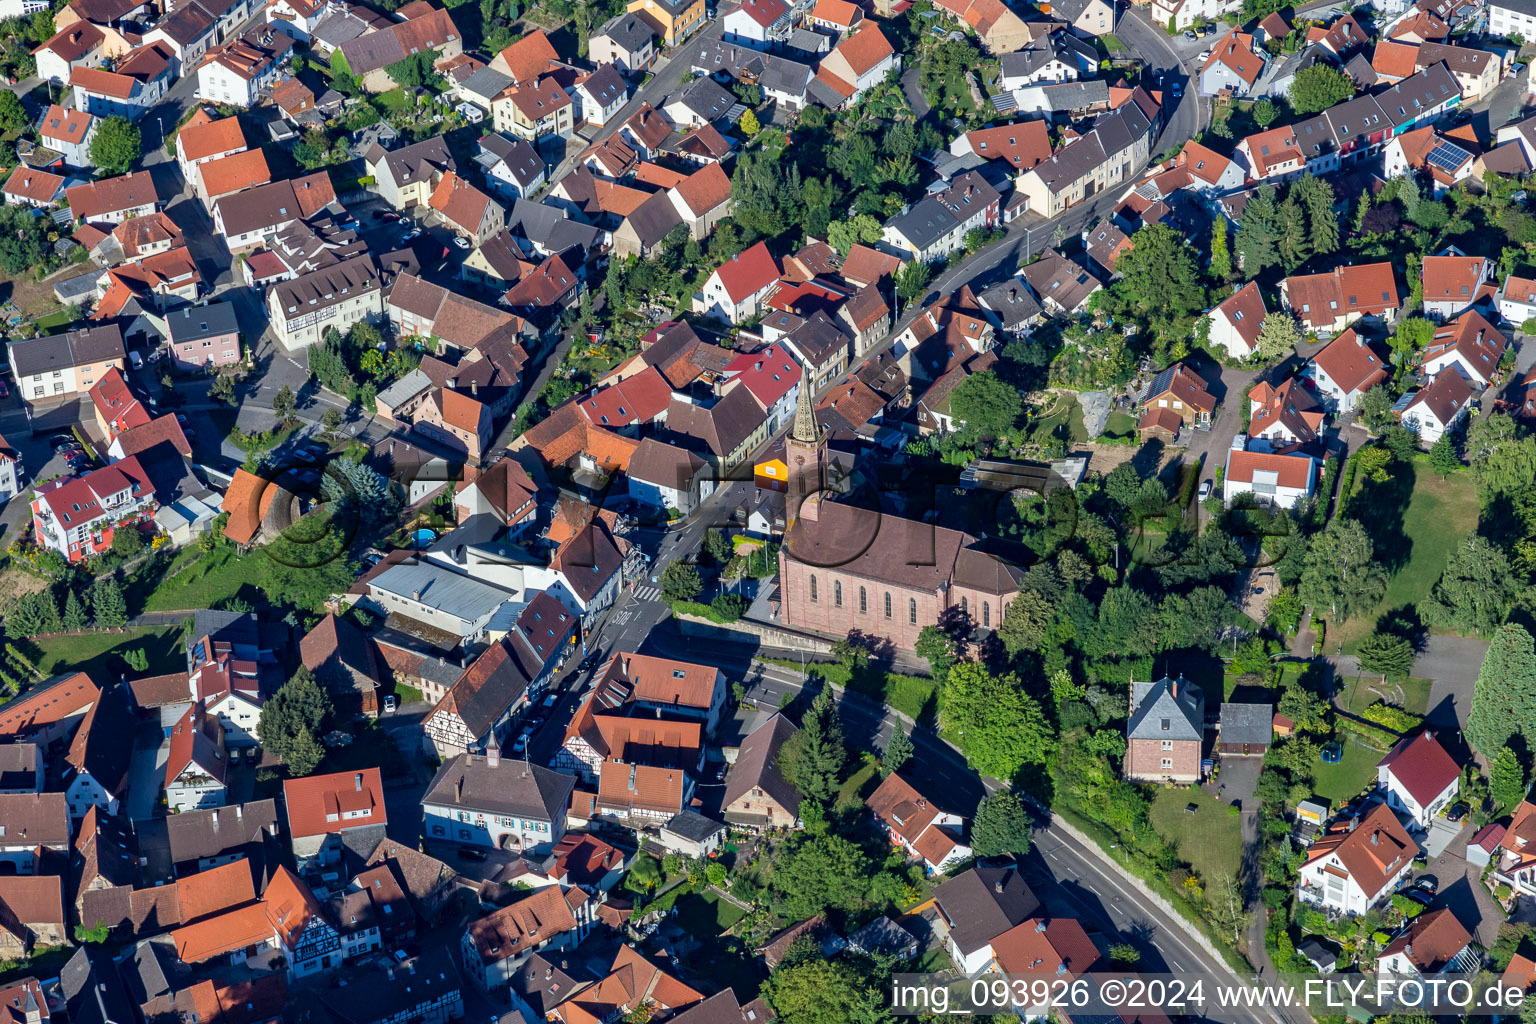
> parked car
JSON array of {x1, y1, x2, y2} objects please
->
[
  {"x1": 1404, "y1": 888, "x2": 1433, "y2": 907},
  {"x1": 1183, "y1": 29, "x2": 1197, "y2": 39},
  {"x1": 1413, "y1": 874, "x2": 1439, "y2": 894},
  {"x1": 49, "y1": 435, "x2": 75, "y2": 450},
  {"x1": 1198, "y1": 479, "x2": 1213, "y2": 500},
  {"x1": 453, "y1": 237, "x2": 470, "y2": 249},
  {"x1": 383, "y1": 695, "x2": 397, "y2": 713},
  {"x1": 458, "y1": 846, "x2": 488, "y2": 862},
  {"x1": 1445, "y1": 802, "x2": 1469, "y2": 823},
  {"x1": 0, "y1": 381, "x2": 10, "y2": 397},
  {"x1": 129, "y1": 351, "x2": 143, "y2": 370}
]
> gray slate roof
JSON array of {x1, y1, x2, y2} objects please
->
[
  {"x1": 1220, "y1": 702, "x2": 1272, "y2": 746},
  {"x1": 165, "y1": 301, "x2": 239, "y2": 344},
  {"x1": 423, "y1": 753, "x2": 576, "y2": 822},
  {"x1": 1127, "y1": 675, "x2": 1204, "y2": 742}
]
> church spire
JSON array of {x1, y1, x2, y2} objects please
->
[{"x1": 791, "y1": 361, "x2": 818, "y2": 444}]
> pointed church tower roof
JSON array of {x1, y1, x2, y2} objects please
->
[{"x1": 791, "y1": 361, "x2": 819, "y2": 445}]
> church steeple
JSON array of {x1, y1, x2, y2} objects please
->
[
  {"x1": 786, "y1": 361, "x2": 826, "y2": 526},
  {"x1": 791, "y1": 361, "x2": 819, "y2": 445}
]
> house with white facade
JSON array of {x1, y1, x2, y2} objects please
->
[
  {"x1": 1377, "y1": 909, "x2": 1478, "y2": 981},
  {"x1": 1377, "y1": 731, "x2": 1461, "y2": 828},
  {"x1": 1499, "y1": 275, "x2": 1536, "y2": 327},
  {"x1": 1223, "y1": 446, "x2": 1317, "y2": 510},
  {"x1": 931, "y1": 864, "x2": 1040, "y2": 974},
  {"x1": 1304, "y1": 328, "x2": 1389, "y2": 413},
  {"x1": 38, "y1": 106, "x2": 95, "y2": 168},
  {"x1": 163, "y1": 701, "x2": 228, "y2": 813},
  {"x1": 422, "y1": 747, "x2": 575, "y2": 854},
  {"x1": 1207, "y1": 281, "x2": 1266, "y2": 359},
  {"x1": 461, "y1": 886, "x2": 597, "y2": 989},
  {"x1": 1421, "y1": 309, "x2": 1507, "y2": 387},
  {"x1": 723, "y1": 0, "x2": 792, "y2": 46},
  {"x1": 866, "y1": 772, "x2": 972, "y2": 874},
  {"x1": 1297, "y1": 803, "x2": 1418, "y2": 916},
  {"x1": 693, "y1": 241, "x2": 780, "y2": 323},
  {"x1": 1400, "y1": 369, "x2": 1472, "y2": 444}
]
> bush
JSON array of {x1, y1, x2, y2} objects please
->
[
  {"x1": 1361, "y1": 701, "x2": 1423, "y2": 733},
  {"x1": 709, "y1": 593, "x2": 747, "y2": 622}
]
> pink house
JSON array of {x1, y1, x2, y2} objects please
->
[{"x1": 165, "y1": 301, "x2": 241, "y2": 369}]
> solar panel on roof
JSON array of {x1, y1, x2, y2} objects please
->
[{"x1": 1425, "y1": 140, "x2": 1471, "y2": 173}]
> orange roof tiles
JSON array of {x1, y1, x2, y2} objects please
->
[
  {"x1": 178, "y1": 115, "x2": 246, "y2": 162},
  {"x1": 197, "y1": 148, "x2": 271, "y2": 198},
  {"x1": 672, "y1": 161, "x2": 731, "y2": 217},
  {"x1": 965, "y1": 121, "x2": 1053, "y2": 170},
  {"x1": 1373, "y1": 39, "x2": 1420, "y2": 79},
  {"x1": 498, "y1": 29, "x2": 558, "y2": 83},
  {"x1": 4, "y1": 166, "x2": 64, "y2": 204},
  {"x1": 283, "y1": 768, "x2": 386, "y2": 839},
  {"x1": 428, "y1": 170, "x2": 492, "y2": 233}
]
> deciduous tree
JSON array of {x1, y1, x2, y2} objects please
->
[
  {"x1": 1468, "y1": 412, "x2": 1536, "y2": 501},
  {"x1": 1253, "y1": 313, "x2": 1303, "y2": 362},
  {"x1": 90, "y1": 116, "x2": 141, "y2": 175},
  {"x1": 1209, "y1": 220, "x2": 1232, "y2": 282},
  {"x1": 1421, "y1": 535, "x2": 1522, "y2": 637},
  {"x1": 660, "y1": 561, "x2": 702, "y2": 603},
  {"x1": 940, "y1": 662, "x2": 1054, "y2": 780},
  {"x1": 1288, "y1": 64, "x2": 1355, "y2": 114},
  {"x1": 1298, "y1": 518, "x2": 1387, "y2": 621},
  {"x1": 770, "y1": 835, "x2": 871, "y2": 920},
  {"x1": 950, "y1": 370, "x2": 1022, "y2": 438}
]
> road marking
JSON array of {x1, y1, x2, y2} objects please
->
[{"x1": 633, "y1": 585, "x2": 660, "y2": 601}]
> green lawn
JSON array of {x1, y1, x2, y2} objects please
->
[
  {"x1": 33, "y1": 309, "x2": 75, "y2": 330},
  {"x1": 836, "y1": 757, "x2": 881, "y2": 808},
  {"x1": 1148, "y1": 786, "x2": 1243, "y2": 885},
  {"x1": 1312, "y1": 735, "x2": 1382, "y2": 807},
  {"x1": 674, "y1": 890, "x2": 749, "y2": 935},
  {"x1": 31, "y1": 625, "x2": 182, "y2": 680},
  {"x1": 769, "y1": 658, "x2": 940, "y2": 724},
  {"x1": 1100, "y1": 410, "x2": 1137, "y2": 441},
  {"x1": 144, "y1": 547, "x2": 267, "y2": 612},
  {"x1": 1333, "y1": 465, "x2": 1480, "y2": 652},
  {"x1": 1338, "y1": 674, "x2": 1432, "y2": 717}
]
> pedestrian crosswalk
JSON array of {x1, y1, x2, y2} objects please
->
[{"x1": 632, "y1": 585, "x2": 661, "y2": 602}]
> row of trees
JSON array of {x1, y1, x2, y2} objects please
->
[{"x1": 8, "y1": 576, "x2": 129, "y2": 635}]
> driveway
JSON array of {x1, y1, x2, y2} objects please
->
[
  {"x1": 1418, "y1": 635, "x2": 1491, "y2": 730},
  {"x1": 1173, "y1": 360, "x2": 1259, "y2": 482},
  {"x1": 1423, "y1": 830, "x2": 1504, "y2": 948},
  {"x1": 126, "y1": 725, "x2": 169, "y2": 823}
]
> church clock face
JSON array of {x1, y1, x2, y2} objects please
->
[{"x1": 794, "y1": 455, "x2": 805, "y2": 465}]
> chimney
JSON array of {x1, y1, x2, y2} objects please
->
[
  {"x1": 994, "y1": 880, "x2": 1004, "y2": 894},
  {"x1": 455, "y1": 774, "x2": 463, "y2": 802},
  {"x1": 235, "y1": 804, "x2": 242, "y2": 822},
  {"x1": 472, "y1": 381, "x2": 479, "y2": 396},
  {"x1": 1169, "y1": 677, "x2": 1178, "y2": 699},
  {"x1": 487, "y1": 737, "x2": 500, "y2": 767},
  {"x1": 355, "y1": 772, "x2": 363, "y2": 792},
  {"x1": 413, "y1": 589, "x2": 423, "y2": 600},
  {"x1": 212, "y1": 813, "x2": 220, "y2": 833}
]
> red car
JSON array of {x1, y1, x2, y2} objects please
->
[{"x1": 0, "y1": 381, "x2": 10, "y2": 397}]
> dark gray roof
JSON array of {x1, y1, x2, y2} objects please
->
[
  {"x1": 1035, "y1": 79, "x2": 1110, "y2": 111},
  {"x1": 1343, "y1": 51, "x2": 1378, "y2": 87},
  {"x1": 1000, "y1": 29, "x2": 1096, "y2": 80},
  {"x1": 271, "y1": 256, "x2": 382, "y2": 318},
  {"x1": 581, "y1": 63, "x2": 627, "y2": 106},
  {"x1": 932, "y1": 865, "x2": 1041, "y2": 956},
  {"x1": 625, "y1": 188, "x2": 684, "y2": 249},
  {"x1": 1220, "y1": 702, "x2": 1272, "y2": 746},
  {"x1": 460, "y1": 66, "x2": 514, "y2": 102},
  {"x1": 673, "y1": 75, "x2": 735, "y2": 121},
  {"x1": 662, "y1": 809, "x2": 725, "y2": 843},
  {"x1": 1128, "y1": 676, "x2": 1204, "y2": 742},
  {"x1": 164, "y1": 799, "x2": 279, "y2": 864},
  {"x1": 1375, "y1": 62, "x2": 1459, "y2": 124},
  {"x1": 372, "y1": 136, "x2": 455, "y2": 187},
  {"x1": 784, "y1": 310, "x2": 850, "y2": 367},
  {"x1": 596, "y1": 11, "x2": 656, "y2": 52},
  {"x1": 10, "y1": 323, "x2": 124, "y2": 376},
  {"x1": 723, "y1": 712, "x2": 801, "y2": 820},
  {"x1": 423, "y1": 753, "x2": 576, "y2": 822},
  {"x1": 311, "y1": 8, "x2": 370, "y2": 47},
  {"x1": 1323, "y1": 93, "x2": 1388, "y2": 147},
  {"x1": 977, "y1": 277, "x2": 1042, "y2": 329},
  {"x1": 61, "y1": 948, "x2": 134, "y2": 1024},
  {"x1": 296, "y1": 947, "x2": 461, "y2": 1024},
  {"x1": 477, "y1": 133, "x2": 545, "y2": 188},
  {"x1": 846, "y1": 915, "x2": 919, "y2": 956},
  {"x1": 151, "y1": 3, "x2": 214, "y2": 45},
  {"x1": 509, "y1": 954, "x2": 587, "y2": 1017},
  {"x1": 1020, "y1": 249, "x2": 1101, "y2": 311},
  {"x1": 164, "y1": 301, "x2": 239, "y2": 344},
  {"x1": 759, "y1": 54, "x2": 812, "y2": 96},
  {"x1": 511, "y1": 198, "x2": 600, "y2": 255}
]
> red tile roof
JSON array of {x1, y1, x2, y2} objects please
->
[
  {"x1": 1226, "y1": 449, "x2": 1315, "y2": 490},
  {"x1": 1309, "y1": 328, "x2": 1387, "y2": 396},
  {"x1": 282, "y1": 768, "x2": 386, "y2": 839},
  {"x1": 1378, "y1": 730, "x2": 1460, "y2": 808},
  {"x1": 711, "y1": 241, "x2": 779, "y2": 303}
]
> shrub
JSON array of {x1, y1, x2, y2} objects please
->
[{"x1": 1361, "y1": 701, "x2": 1423, "y2": 733}]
